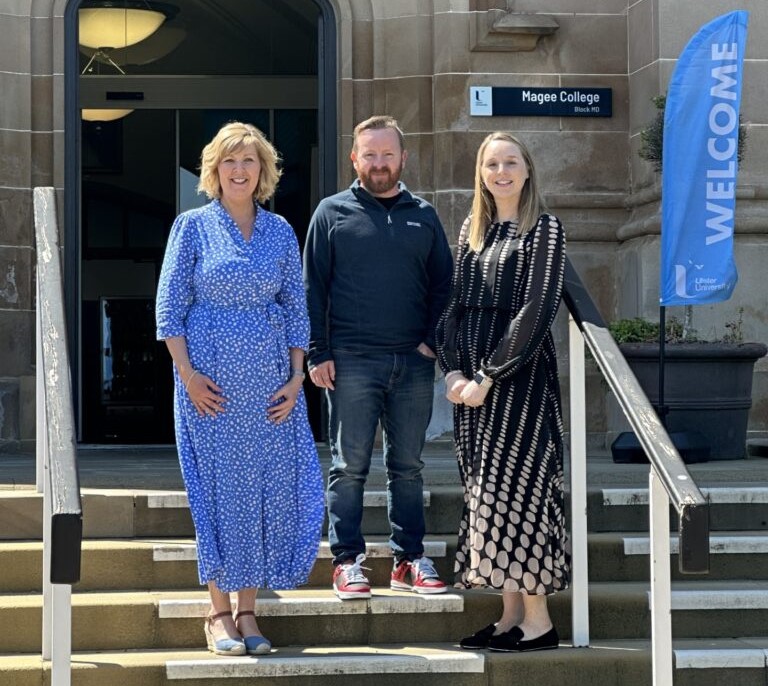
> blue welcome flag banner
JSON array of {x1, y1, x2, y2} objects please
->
[{"x1": 660, "y1": 11, "x2": 748, "y2": 306}]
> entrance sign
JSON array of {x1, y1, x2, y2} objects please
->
[
  {"x1": 660, "y1": 11, "x2": 749, "y2": 306},
  {"x1": 469, "y1": 86, "x2": 612, "y2": 117}
]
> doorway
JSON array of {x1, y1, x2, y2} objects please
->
[{"x1": 67, "y1": 0, "x2": 336, "y2": 443}]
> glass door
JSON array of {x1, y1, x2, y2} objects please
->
[{"x1": 80, "y1": 108, "x2": 320, "y2": 443}]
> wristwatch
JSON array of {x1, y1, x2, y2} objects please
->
[
  {"x1": 473, "y1": 371, "x2": 493, "y2": 389},
  {"x1": 290, "y1": 368, "x2": 306, "y2": 380}
]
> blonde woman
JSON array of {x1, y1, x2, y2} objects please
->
[
  {"x1": 156, "y1": 122, "x2": 323, "y2": 655},
  {"x1": 436, "y1": 132, "x2": 569, "y2": 652}
]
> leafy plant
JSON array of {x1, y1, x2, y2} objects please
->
[
  {"x1": 609, "y1": 317, "x2": 690, "y2": 344},
  {"x1": 638, "y1": 95, "x2": 748, "y2": 172},
  {"x1": 610, "y1": 309, "x2": 746, "y2": 344},
  {"x1": 721, "y1": 307, "x2": 745, "y2": 344}
]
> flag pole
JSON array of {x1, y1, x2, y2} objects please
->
[{"x1": 658, "y1": 305, "x2": 666, "y2": 428}]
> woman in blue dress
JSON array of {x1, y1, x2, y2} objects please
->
[{"x1": 156, "y1": 122, "x2": 324, "y2": 656}]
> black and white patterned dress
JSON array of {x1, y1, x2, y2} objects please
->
[{"x1": 435, "y1": 213, "x2": 570, "y2": 594}]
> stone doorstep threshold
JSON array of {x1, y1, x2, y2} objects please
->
[
  {"x1": 147, "y1": 491, "x2": 431, "y2": 509},
  {"x1": 153, "y1": 540, "x2": 448, "y2": 562},
  {"x1": 165, "y1": 646, "x2": 485, "y2": 680},
  {"x1": 675, "y1": 648, "x2": 768, "y2": 669},
  {"x1": 647, "y1": 589, "x2": 768, "y2": 611},
  {"x1": 602, "y1": 486, "x2": 768, "y2": 506},
  {"x1": 624, "y1": 534, "x2": 768, "y2": 556},
  {"x1": 159, "y1": 592, "x2": 465, "y2": 619}
]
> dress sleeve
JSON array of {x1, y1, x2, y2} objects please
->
[
  {"x1": 155, "y1": 213, "x2": 197, "y2": 340},
  {"x1": 482, "y1": 214, "x2": 566, "y2": 381},
  {"x1": 435, "y1": 216, "x2": 471, "y2": 374},
  {"x1": 276, "y1": 221, "x2": 311, "y2": 350}
]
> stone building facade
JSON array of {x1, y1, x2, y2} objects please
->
[{"x1": 1, "y1": 0, "x2": 766, "y2": 450}]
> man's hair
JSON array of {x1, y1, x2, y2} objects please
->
[{"x1": 352, "y1": 115, "x2": 405, "y2": 151}]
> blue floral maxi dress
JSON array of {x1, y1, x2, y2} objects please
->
[{"x1": 156, "y1": 200, "x2": 324, "y2": 593}]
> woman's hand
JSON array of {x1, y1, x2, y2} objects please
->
[
  {"x1": 459, "y1": 380, "x2": 489, "y2": 407},
  {"x1": 267, "y1": 376, "x2": 303, "y2": 424},
  {"x1": 186, "y1": 372, "x2": 227, "y2": 417},
  {"x1": 446, "y1": 373, "x2": 469, "y2": 404}
]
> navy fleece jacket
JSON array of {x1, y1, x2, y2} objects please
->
[{"x1": 303, "y1": 180, "x2": 453, "y2": 367}]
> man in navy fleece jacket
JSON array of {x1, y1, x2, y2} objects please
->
[{"x1": 304, "y1": 115, "x2": 453, "y2": 600}]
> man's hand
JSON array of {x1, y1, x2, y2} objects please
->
[
  {"x1": 416, "y1": 342, "x2": 437, "y2": 359},
  {"x1": 308, "y1": 360, "x2": 336, "y2": 390}
]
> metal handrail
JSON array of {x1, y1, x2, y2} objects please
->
[
  {"x1": 563, "y1": 256, "x2": 709, "y2": 686},
  {"x1": 34, "y1": 186, "x2": 83, "y2": 686}
]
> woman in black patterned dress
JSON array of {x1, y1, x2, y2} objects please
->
[{"x1": 435, "y1": 132, "x2": 569, "y2": 653}]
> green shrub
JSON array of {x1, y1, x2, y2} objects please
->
[
  {"x1": 638, "y1": 95, "x2": 747, "y2": 172},
  {"x1": 608, "y1": 317, "x2": 689, "y2": 344}
]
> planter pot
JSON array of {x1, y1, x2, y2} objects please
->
[{"x1": 619, "y1": 342, "x2": 767, "y2": 460}]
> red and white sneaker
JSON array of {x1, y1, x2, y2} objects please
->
[
  {"x1": 333, "y1": 554, "x2": 372, "y2": 600},
  {"x1": 390, "y1": 556, "x2": 447, "y2": 594}
]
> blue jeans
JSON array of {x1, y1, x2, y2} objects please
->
[{"x1": 326, "y1": 350, "x2": 435, "y2": 565}]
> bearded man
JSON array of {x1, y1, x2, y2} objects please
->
[{"x1": 303, "y1": 115, "x2": 453, "y2": 600}]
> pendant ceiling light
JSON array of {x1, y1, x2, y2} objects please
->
[
  {"x1": 79, "y1": 1, "x2": 177, "y2": 122},
  {"x1": 78, "y1": 1, "x2": 173, "y2": 51},
  {"x1": 81, "y1": 108, "x2": 135, "y2": 122},
  {"x1": 79, "y1": 1, "x2": 176, "y2": 74}
]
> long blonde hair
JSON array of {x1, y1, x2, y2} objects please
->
[
  {"x1": 197, "y1": 121, "x2": 282, "y2": 203},
  {"x1": 468, "y1": 132, "x2": 544, "y2": 252}
]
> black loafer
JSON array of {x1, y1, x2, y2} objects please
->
[
  {"x1": 487, "y1": 626, "x2": 559, "y2": 653},
  {"x1": 459, "y1": 623, "x2": 497, "y2": 649}
]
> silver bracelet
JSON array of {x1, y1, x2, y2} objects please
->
[
  {"x1": 290, "y1": 368, "x2": 306, "y2": 380},
  {"x1": 184, "y1": 370, "x2": 199, "y2": 391}
]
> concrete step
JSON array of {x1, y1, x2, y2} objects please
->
[
  {"x1": 4, "y1": 581, "x2": 768, "y2": 653},
  {"x1": 0, "y1": 486, "x2": 464, "y2": 540},
  {"x1": 0, "y1": 537, "x2": 455, "y2": 593},
  {"x1": 588, "y1": 531, "x2": 768, "y2": 582},
  {"x1": 8, "y1": 527, "x2": 768, "y2": 595},
  {"x1": 6, "y1": 639, "x2": 768, "y2": 686},
  {"x1": 6, "y1": 482, "x2": 768, "y2": 541},
  {"x1": 0, "y1": 588, "x2": 491, "y2": 653},
  {"x1": 589, "y1": 486, "x2": 768, "y2": 532}
]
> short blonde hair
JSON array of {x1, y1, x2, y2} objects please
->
[
  {"x1": 468, "y1": 132, "x2": 544, "y2": 252},
  {"x1": 197, "y1": 122, "x2": 282, "y2": 203}
]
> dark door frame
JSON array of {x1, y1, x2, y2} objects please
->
[{"x1": 63, "y1": 0, "x2": 337, "y2": 440}]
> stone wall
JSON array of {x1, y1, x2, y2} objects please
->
[
  {"x1": 0, "y1": 0, "x2": 64, "y2": 450},
  {"x1": 1, "y1": 0, "x2": 766, "y2": 450}
]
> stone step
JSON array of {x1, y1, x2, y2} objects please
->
[
  {"x1": 588, "y1": 531, "x2": 768, "y2": 582},
  {"x1": 4, "y1": 581, "x2": 768, "y2": 653},
  {"x1": 0, "y1": 486, "x2": 464, "y2": 540},
  {"x1": 0, "y1": 537, "x2": 455, "y2": 593},
  {"x1": 0, "y1": 588, "x2": 491, "y2": 653},
  {"x1": 5, "y1": 639, "x2": 768, "y2": 686},
  {"x1": 146, "y1": 491, "x2": 432, "y2": 509},
  {"x1": 6, "y1": 483, "x2": 768, "y2": 541},
  {"x1": 6, "y1": 528, "x2": 768, "y2": 597},
  {"x1": 589, "y1": 486, "x2": 768, "y2": 532}
]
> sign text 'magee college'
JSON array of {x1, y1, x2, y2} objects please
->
[{"x1": 470, "y1": 86, "x2": 612, "y2": 117}]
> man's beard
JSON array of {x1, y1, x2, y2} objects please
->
[{"x1": 359, "y1": 162, "x2": 403, "y2": 195}]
